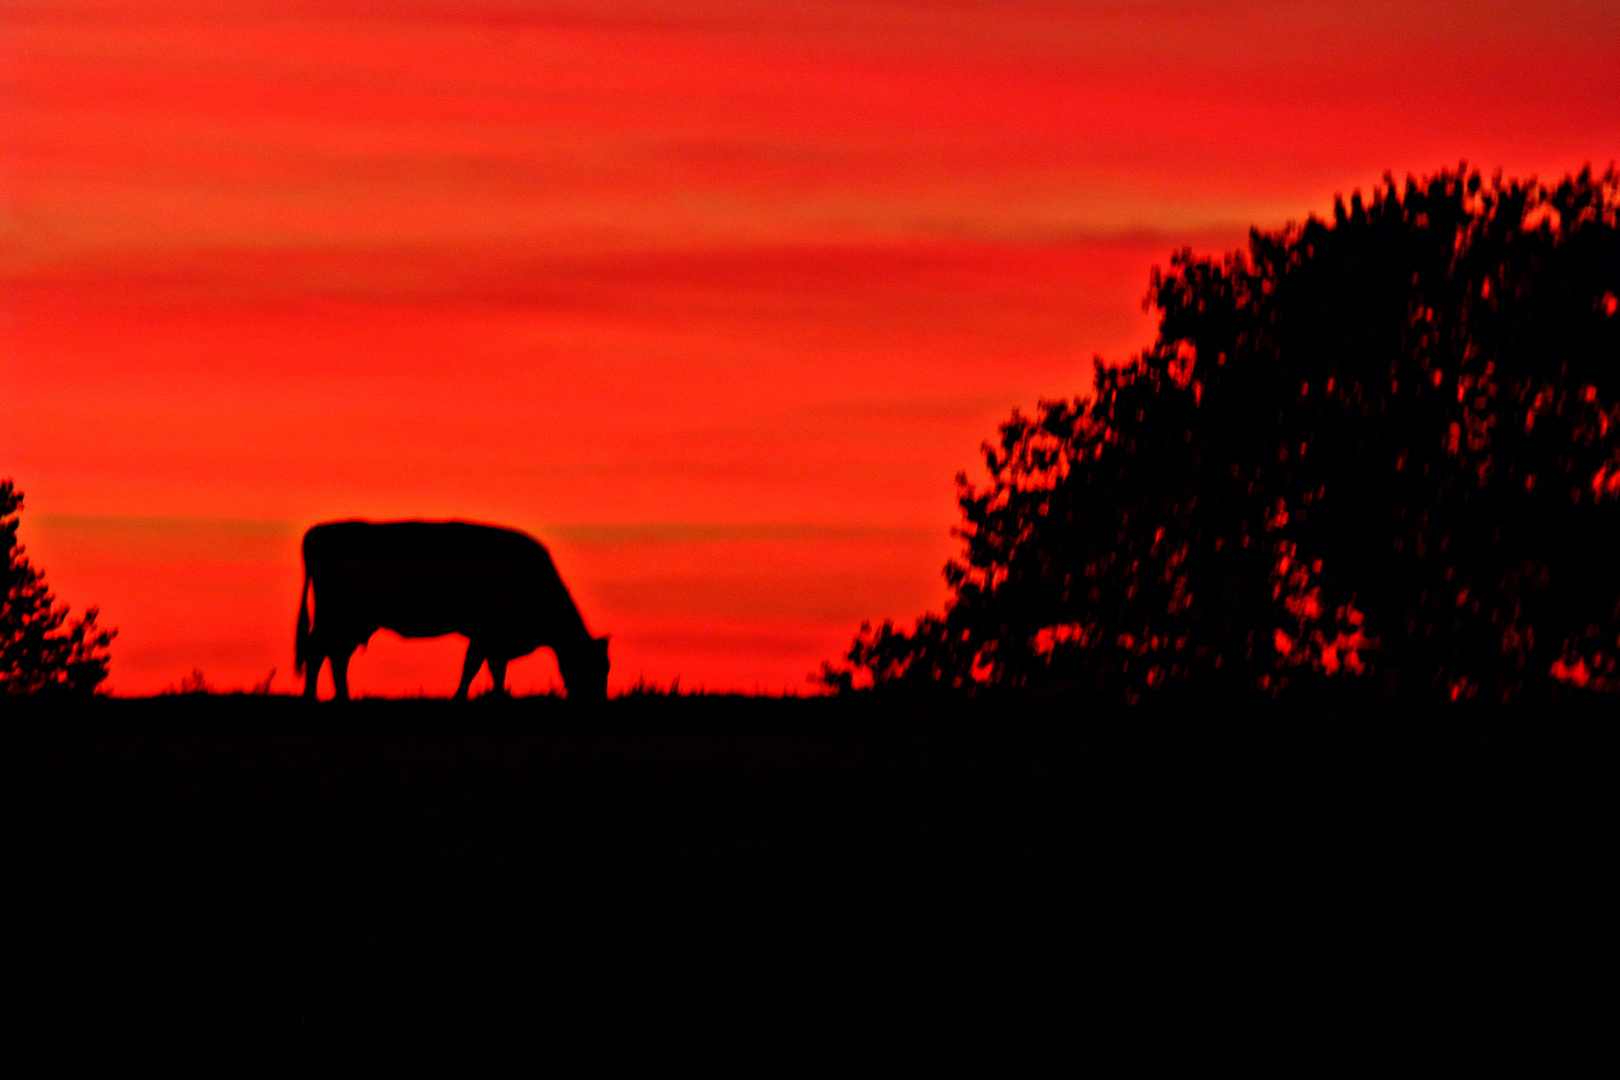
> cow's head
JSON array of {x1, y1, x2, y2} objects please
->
[{"x1": 559, "y1": 635, "x2": 610, "y2": 703}]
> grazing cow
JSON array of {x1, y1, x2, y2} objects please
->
[{"x1": 295, "y1": 520, "x2": 609, "y2": 701}]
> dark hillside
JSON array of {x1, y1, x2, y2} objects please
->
[{"x1": 3, "y1": 696, "x2": 1616, "y2": 1064}]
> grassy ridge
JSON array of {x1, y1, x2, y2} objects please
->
[{"x1": 3, "y1": 695, "x2": 1616, "y2": 1063}]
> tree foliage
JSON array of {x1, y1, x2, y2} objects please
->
[
  {"x1": 2, "y1": 480, "x2": 115, "y2": 696},
  {"x1": 822, "y1": 166, "x2": 1620, "y2": 703}
]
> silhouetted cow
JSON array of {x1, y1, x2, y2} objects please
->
[{"x1": 295, "y1": 520, "x2": 609, "y2": 701}]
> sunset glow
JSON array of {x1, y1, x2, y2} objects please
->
[{"x1": 5, "y1": 0, "x2": 1617, "y2": 695}]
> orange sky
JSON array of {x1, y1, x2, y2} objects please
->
[{"x1": 4, "y1": 0, "x2": 1617, "y2": 696}]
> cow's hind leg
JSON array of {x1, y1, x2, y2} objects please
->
[
  {"x1": 454, "y1": 641, "x2": 486, "y2": 701},
  {"x1": 303, "y1": 650, "x2": 324, "y2": 700},
  {"x1": 487, "y1": 655, "x2": 509, "y2": 698},
  {"x1": 330, "y1": 645, "x2": 355, "y2": 701}
]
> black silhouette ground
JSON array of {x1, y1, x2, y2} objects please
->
[{"x1": 4, "y1": 694, "x2": 1616, "y2": 1065}]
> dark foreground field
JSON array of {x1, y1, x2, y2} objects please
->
[{"x1": 3, "y1": 694, "x2": 1617, "y2": 1065}]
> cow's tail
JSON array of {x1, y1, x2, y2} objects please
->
[{"x1": 294, "y1": 570, "x2": 312, "y2": 676}]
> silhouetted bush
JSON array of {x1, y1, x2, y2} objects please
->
[
  {"x1": 1, "y1": 480, "x2": 115, "y2": 696},
  {"x1": 161, "y1": 668, "x2": 214, "y2": 696},
  {"x1": 822, "y1": 166, "x2": 1620, "y2": 704}
]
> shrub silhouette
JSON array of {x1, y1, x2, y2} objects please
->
[
  {"x1": 822, "y1": 166, "x2": 1620, "y2": 704},
  {"x1": 162, "y1": 668, "x2": 214, "y2": 696},
  {"x1": 1, "y1": 480, "x2": 115, "y2": 696}
]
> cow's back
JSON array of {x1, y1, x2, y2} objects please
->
[{"x1": 304, "y1": 521, "x2": 568, "y2": 641}]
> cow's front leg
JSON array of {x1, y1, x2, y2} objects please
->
[
  {"x1": 487, "y1": 656, "x2": 509, "y2": 697},
  {"x1": 330, "y1": 645, "x2": 355, "y2": 701},
  {"x1": 454, "y1": 641, "x2": 486, "y2": 701}
]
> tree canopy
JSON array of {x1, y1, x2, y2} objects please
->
[
  {"x1": 2, "y1": 480, "x2": 115, "y2": 696},
  {"x1": 822, "y1": 166, "x2": 1620, "y2": 704}
]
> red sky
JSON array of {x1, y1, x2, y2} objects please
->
[{"x1": 4, "y1": 0, "x2": 1617, "y2": 696}]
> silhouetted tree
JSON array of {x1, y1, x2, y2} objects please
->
[
  {"x1": 822, "y1": 166, "x2": 1620, "y2": 703},
  {"x1": 1, "y1": 480, "x2": 115, "y2": 695}
]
